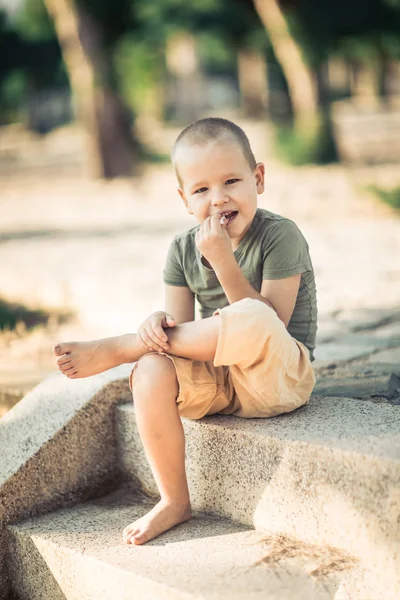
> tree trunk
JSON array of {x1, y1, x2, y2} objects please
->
[
  {"x1": 43, "y1": 0, "x2": 137, "y2": 178},
  {"x1": 376, "y1": 43, "x2": 392, "y2": 101},
  {"x1": 237, "y1": 48, "x2": 269, "y2": 118},
  {"x1": 166, "y1": 32, "x2": 206, "y2": 123},
  {"x1": 252, "y1": 0, "x2": 319, "y2": 131},
  {"x1": 349, "y1": 59, "x2": 377, "y2": 101},
  {"x1": 328, "y1": 57, "x2": 351, "y2": 96}
]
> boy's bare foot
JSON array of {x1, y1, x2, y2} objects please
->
[
  {"x1": 53, "y1": 336, "x2": 131, "y2": 378},
  {"x1": 122, "y1": 499, "x2": 192, "y2": 545}
]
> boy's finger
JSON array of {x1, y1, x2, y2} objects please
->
[
  {"x1": 146, "y1": 326, "x2": 168, "y2": 351},
  {"x1": 165, "y1": 314, "x2": 176, "y2": 327},
  {"x1": 202, "y1": 218, "x2": 211, "y2": 234},
  {"x1": 142, "y1": 328, "x2": 163, "y2": 352},
  {"x1": 154, "y1": 324, "x2": 168, "y2": 343},
  {"x1": 210, "y1": 214, "x2": 222, "y2": 231},
  {"x1": 138, "y1": 331, "x2": 156, "y2": 352},
  {"x1": 149, "y1": 320, "x2": 168, "y2": 343}
]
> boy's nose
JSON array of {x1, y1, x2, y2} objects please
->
[{"x1": 211, "y1": 190, "x2": 229, "y2": 206}]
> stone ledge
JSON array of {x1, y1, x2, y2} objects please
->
[
  {"x1": 116, "y1": 396, "x2": 400, "y2": 591},
  {"x1": 0, "y1": 363, "x2": 134, "y2": 600},
  {"x1": 6, "y1": 486, "x2": 374, "y2": 600},
  {"x1": 314, "y1": 362, "x2": 400, "y2": 402}
]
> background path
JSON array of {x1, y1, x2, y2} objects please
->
[{"x1": 1, "y1": 121, "x2": 399, "y2": 414}]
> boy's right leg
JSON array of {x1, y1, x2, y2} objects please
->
[{"x1": 122, "y1": 353, "x2": 192, "y2": 546}]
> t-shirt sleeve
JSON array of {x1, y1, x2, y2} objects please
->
[
  {"x1": 262, "y1": 219, "x2": 312, "y2": 280},
  {"x1": 163, "y1": 237, "x2": 188, "y2": 286}
]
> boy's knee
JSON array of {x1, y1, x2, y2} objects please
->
[
  {"x1": 234, "y1": 297, "x2": 280, "y2": 325},
  {"x1": 214, "y1": 298, "x2": 290, "y2": 369},
  {"x1": 131, "y1": 353, "x2": 177, "y2": 394}
]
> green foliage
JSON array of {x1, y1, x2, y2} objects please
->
[
  {"x1": 133, "y1": 0, "x2": 265, "y2": 48},
  {"x1": 284, "y1": 0, "x2": 400, "y2": 66},
  {"x1": 3, "y1": 0, "x2": 400, "y2": 136},
  {"x1": 0, "y1": 70, "x2": 26, "y2": 120},
  {"x1": 272, "y1": 115, "x2": 337, "y2": 166},
  {"x1": 113, "y1": 0, "x2": 267, "y2": 116},
  {"x1": 0, "y1": 298, "x2": 50, "y2": 331},
  {"x1": 16, "y1": 0, "x2": 54, "y2": 41},
  {"x1": 338, "y1": 32, "x2": 400, "y2": 61},
  {"x1": 367, "y1": 185, "x2": 400, "y2": 210},
  {"x1": 384, "y1": 0, "x2": 400, "y2": 8},
  {"x1": 80, "y1": 0, "x2": 135, "y2": 47},
  {"x1": 114, "y1": 34, "x2": 164, "y2": 114},
  {"x1": 196, "y1": 32, "x2": 237, "y2": 72},
  {"x1": 138, "y1": 147, "x2": 171, "y2": 164},
  {"x1": 382, "y1": 32, "x2": 400, "y2": 58}
]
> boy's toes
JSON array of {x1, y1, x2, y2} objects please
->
[
  {"x1": 56, "y1": 355, "x2": 70, "y2": 366},
  {"x1": 131, "y1": 532, "x2": 146, "y2": 545},
  {"x1": 123, "y1": 525, "x2": 140, "y2": 544},
  {"x1": 53, "y1": 344, "x2": 64, "y2": 356},
  {"x1": 53, "y1": 343, "x2": 72, "y2": 356}
]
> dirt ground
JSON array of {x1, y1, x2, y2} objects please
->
[{"x1": 1, "y1": 119, "x2": 400, "y2": 402}]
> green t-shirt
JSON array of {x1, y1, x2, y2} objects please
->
[{"x1": 163, "y1": 207, "x2": 317, "y2": 361}]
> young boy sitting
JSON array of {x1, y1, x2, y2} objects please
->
[{"x1": 52, "y1": 117, "x2": 317, "y2": 547}]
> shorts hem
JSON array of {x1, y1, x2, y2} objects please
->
[{"x1": 129, "y1": 351, "x2": 184, "y2": 404}]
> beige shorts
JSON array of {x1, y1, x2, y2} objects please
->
[{"x1": 129, "y1": 298, "x2": 316, "y2": 420}]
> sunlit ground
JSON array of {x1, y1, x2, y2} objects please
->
[{"x1": 1, "y1": 119, "x2": 400, "y2": 415}]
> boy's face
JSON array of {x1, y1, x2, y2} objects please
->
[{"x1": 176, "y1": 139, "x2": 265, "y2": 249}]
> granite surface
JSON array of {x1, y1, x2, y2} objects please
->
[
  {"x1": 7, "y1": 485, "x2": 371, "y2": 600},
  {"x1": 0, "y1": 363, "x2": 133, "y2": 600}
]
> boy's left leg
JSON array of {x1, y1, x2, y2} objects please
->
[
  {"x1": 53, "y1": 316, "x2": 221, "y2": 377},
  {"x1": 212, "y1": 298, "x2": 316, "y2": 418},
  {"x1": 53, "y1": 300, "x2": 314, "y2": 418}
]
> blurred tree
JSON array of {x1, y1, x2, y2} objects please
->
[
  {"x1": 0, "y1": 7, "x2": 63, "y2": 124},
  {"x1": 113, "y1": 0, "x2": 267, "y2": 120},
  {"x1": 290, "y1": 0, "x2": 400, "y2": 101},
  {"x1": 4, "y1": 0, "x2": 400, "y2": 170},
  {"x1": 253, "y1": 0, "x2": 400, "y2": 163},
  {"x1": 43, "y1": 0, "x2": 139, "y2": 178},
  {"x1": 252, "y1": 0, "x2": 318, "y2": 132}
]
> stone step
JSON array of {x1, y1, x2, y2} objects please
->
[
  {"x1": 313, "y1": 361, "x2": 400, "y2": 401},
  {"x1": 0, "y1": 363, "x2": 56, "y2": 417},
  {"x1": 6, "y1": 486, "x2": 367, "y2": 600},
  {"x1": 115, "y1": 397, "x2": 400, "y2": 598}
]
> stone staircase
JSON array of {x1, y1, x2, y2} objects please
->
[
  {"x1": 5, "y1": 487, "x2": 359, "y2": 600},
  {"x1": 2, "y1": 372, "x2": 399, "y2": 599},
  {"x1": 1, "y1": 308, "x2": 400, "y2": 599}
]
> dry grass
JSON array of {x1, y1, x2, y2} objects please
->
[{"x1": 254, "y1": 533, "x2": 359, "y2": 580}]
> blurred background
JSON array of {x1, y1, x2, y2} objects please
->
[{"x1": 1, "y1": 0, "x2": 400, "y2": 415}]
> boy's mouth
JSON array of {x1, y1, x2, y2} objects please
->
[{"x1": 219, "y1": 210, "x2": 238, "y2": 226}]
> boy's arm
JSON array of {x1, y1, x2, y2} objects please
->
[
  {"x1": 259, "y1": 276, "x2": 300, "y2": 328},
  {"x1": 213, "y1": 255, "x2": 300, "y2": 328},
  {"x1": 195, "y1": 214, "x2": 301, "y2": 328},
  {"x1": 165, "y1": 284, "x2": 195, "y2": 324}
]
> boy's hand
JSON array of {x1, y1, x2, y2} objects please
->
[
  {"x1": 138, "y1": 311, "x2": 176, "y2": 353},
  {"x1": 195, "y1": 214, "x2": 232, "y2": 267}
]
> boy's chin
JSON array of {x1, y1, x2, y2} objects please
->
[{"x1": 229, "y1": 215, "x2": 250, "y2": 234}]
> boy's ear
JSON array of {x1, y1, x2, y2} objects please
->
[
  {"x1": 178, "y1": 187, "x2": 193, "y2": 214},
  {"x1": 255, "y1": 162, "x2": 265, "y2": 194}
]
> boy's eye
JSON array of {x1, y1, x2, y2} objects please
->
[
  {"x1": 226, "y1": 179, "x2": 239, "y2": 185},
  {"x1": 194, "y1": 187, "x2": 207, "y2": 194}
]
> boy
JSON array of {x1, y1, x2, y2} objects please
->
[{"x1": 53, "y1": 117, "x2": 317, "y2": 547}]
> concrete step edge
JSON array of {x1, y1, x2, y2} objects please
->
[
  {"x1": 6, "y1": 486, "x2": 377, "y2": 600},
  {"x1": 115, "y1": 398, "x2": 400, "y2": 578}
]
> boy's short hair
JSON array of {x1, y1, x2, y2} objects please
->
[{"x1": 172, "y1": 117, "x2": 257, "y2": 185}]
